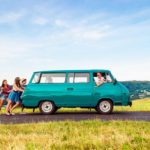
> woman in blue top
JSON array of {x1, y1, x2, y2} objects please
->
[{"x1": 6, "y1": 77, "x2": 24, "y2": 115}]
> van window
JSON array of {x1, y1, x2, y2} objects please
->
[
  {"x1": 68, "y1": 73, "x2": 90, "y2": 83},
  {"x1": 93, "y1": 72, "x2": 112, "y2": 82},
  {"x1": 32, "y1": 73, "x2": 41, "y2": 83},
  {"x1": 106, "y1": 73, "x2": 113, "y2": 82},
  {"x1": 40, "y1": 73, "x2": 66, "y2": 83},
  {"x1": 68, "y1": 73, "x2": 74, "y2": 83}
]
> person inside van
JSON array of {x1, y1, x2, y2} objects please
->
[
  {"x1": 0, "y1": 80, "x2": 12, "y2": 111},
  {"x1": 94, "y1": 72, "x2": 107, "y2": 86},
  {"x1": 6, "y1": 77, "x2": 24, "y2": 115}
]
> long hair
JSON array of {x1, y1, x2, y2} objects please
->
[
  {"x1": 1, "y1": 80, "x2": 8, "y2": 88},
  {"x1": 14, "y1": 77, "x2": 21, "y2": 88}
]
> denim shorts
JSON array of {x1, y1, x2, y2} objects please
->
[
  {"x1": 8, "y1": 91, "x2": 20, "y2": 103},
  {"x1": 0, "y1": 94, "x2": 7, "y2": 101}
]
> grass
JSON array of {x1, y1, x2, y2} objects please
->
[
  {"x1": 0, "y1": 120, "x2": 150, "y2": 150},
  {"x1": 1, "y1": 98, "x2": 150, "y2": 114},
  {"x1": 114, "y1": 98, "x2": 150, "y2": 112},
  {"x1": 0, "y1": 98, "x2": 150, "y2": 150}
]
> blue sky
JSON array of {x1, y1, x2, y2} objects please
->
[{"x1": 0, "y1": 0, "x2": 150, "y2": 83}]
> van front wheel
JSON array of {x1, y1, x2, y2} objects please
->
[
  {"x1": 96, "y1": 100, "x2": 113, "y2": 114},
  {"x1": 39, "y1": 101, "x2": 56, "y2": 115}
]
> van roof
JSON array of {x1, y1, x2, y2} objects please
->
[{"x1": 34, "y1": 69, "x2": 111, "y2": 73}]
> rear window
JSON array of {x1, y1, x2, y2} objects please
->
[
  {"x1": 68, "y1": 73, "x2": 90, "y2": 83},
  {"x1": 40, "y1": 73, "x2": 66, "y2": 83}
]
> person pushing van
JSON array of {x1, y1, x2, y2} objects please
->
[
  {"x1": 0, "y1": 80, "x2": 12, "y2": 111},
  {"x1": 6, "y1": 77, "x2": 24, "y2": 115}
]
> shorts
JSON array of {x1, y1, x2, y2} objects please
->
[
  {"x1": 8, "y1": 91, "x2": 20, "y2": 103},
  {"x1": 0, "y1": 94, "x2": 7, "y2": 101}
]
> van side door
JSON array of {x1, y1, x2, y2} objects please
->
[{"x1": 65, "y1": 72, "x2": 93, "y2": 107}]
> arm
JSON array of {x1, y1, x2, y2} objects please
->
[
  {"x1": 13, "y1": 84, "x2": 24, "y2": 92},
  {"x1": 7, "y1": 86, "x2": 13, "y2": 93},
  {"x1": 96, "y1": 80, "x2": 105, "y2": 87}
]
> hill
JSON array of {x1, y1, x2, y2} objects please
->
[{"x1": 121, "y1": 81, "x2": 150, "y2": 100}]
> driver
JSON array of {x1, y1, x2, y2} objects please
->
[{"x1": 94, "y1": 72, "x2": 107, "y2": 86}]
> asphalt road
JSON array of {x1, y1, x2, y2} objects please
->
[{"x1": 0, "y1": 111, "x2": 150, "y2": 124}]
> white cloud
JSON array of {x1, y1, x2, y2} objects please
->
[
  {"x1": 0, "y1": 11, "x2": 25, "y2": 24},
  {"x1": 0, "y1": 36, "x2": 45, "y2": 61},
  {"x1": 49, "y1": 24, "x2": 110, "y2": 43},
  {"x1": 32, "y1": 17, "x2": 49, "y2": 25},
  {"x1": 54, "y1": 19, "x2": 69, "y2": 28},
  {"x1": 70, "y1": 27, "x2": 107, "y2": 40}
]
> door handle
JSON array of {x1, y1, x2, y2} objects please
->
[{"x1": 67, "y1": 87, "x2": 74, "y2": 91}]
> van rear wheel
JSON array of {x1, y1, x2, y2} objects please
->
[
  {"x1": 96, "y1": 100, "x2": 113, "y2": 114},
  {"x1": 39, "y1": 101, "x2": 56, "y2": 115}
]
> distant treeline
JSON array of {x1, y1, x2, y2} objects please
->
[{"x1": 121, "y1": 81, "x2": 150, "y2": 100}]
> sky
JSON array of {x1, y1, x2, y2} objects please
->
[{"x1": 0, "y1": 0, "x2": 150, "y2": 83}]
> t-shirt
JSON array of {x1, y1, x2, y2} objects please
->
[
  {"x1": 1, "y1": 85, "x2": 11, "y2": 96},
  {"x1": 94, "y1": 77, "x2": 105, "y2": 85}
]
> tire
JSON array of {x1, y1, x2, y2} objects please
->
[
  {"x1": 96, "y1": 100, "x2": 113, "y2": 114},
  {"x1": 39, "y1": 101, "x2": 56, "y2": 115}
]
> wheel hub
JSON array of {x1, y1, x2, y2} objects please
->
[
  {"x1": 42, "y1": 102, "x2": 52, "y2": 113},
  {"x1": 100, "y1": 101, "x2": 111, "y2": 112}
]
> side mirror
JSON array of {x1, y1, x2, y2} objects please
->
[{"x1": 113, "y1": 78, "x2": 117, "y2": 85}]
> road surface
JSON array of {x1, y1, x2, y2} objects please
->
[{"x1": 0, "y1": 111, "x2": 150, "y2": 124}]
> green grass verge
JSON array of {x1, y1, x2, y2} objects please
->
[
  {"x1": 0, "y1": 120, "x2": 150, "y2": 150},
  {"x1": 0, "y1": 98, "x2": 150, "y2": 114}
]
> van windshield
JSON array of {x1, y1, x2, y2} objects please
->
[{"x1": 32, "y1": 73, "x2": 41, "y2": 83}]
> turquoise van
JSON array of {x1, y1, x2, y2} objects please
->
[{"x1": 22, "y1": 70, "x2": 132, "y2": 114}]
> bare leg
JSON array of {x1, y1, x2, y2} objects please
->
[
  {"x1": 6, "y1": 99, "x2": 12, "y2": 115},
  {"x1": 10, "y1": 102, "x2": 20, "y2": 113},
  {"x1": 8, "y1": 103, "x2": 13, "y2": 112},
  {"x1": 0, "y1": 99, "x2": 4, "y2": 110}
]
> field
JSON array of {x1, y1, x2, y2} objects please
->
[
  {"x1": 0, "y1": 98, "x2": 150, "y2": 150},
  {"x1": 0, "y1": 120, "x2": 150, "y2": 150}
]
